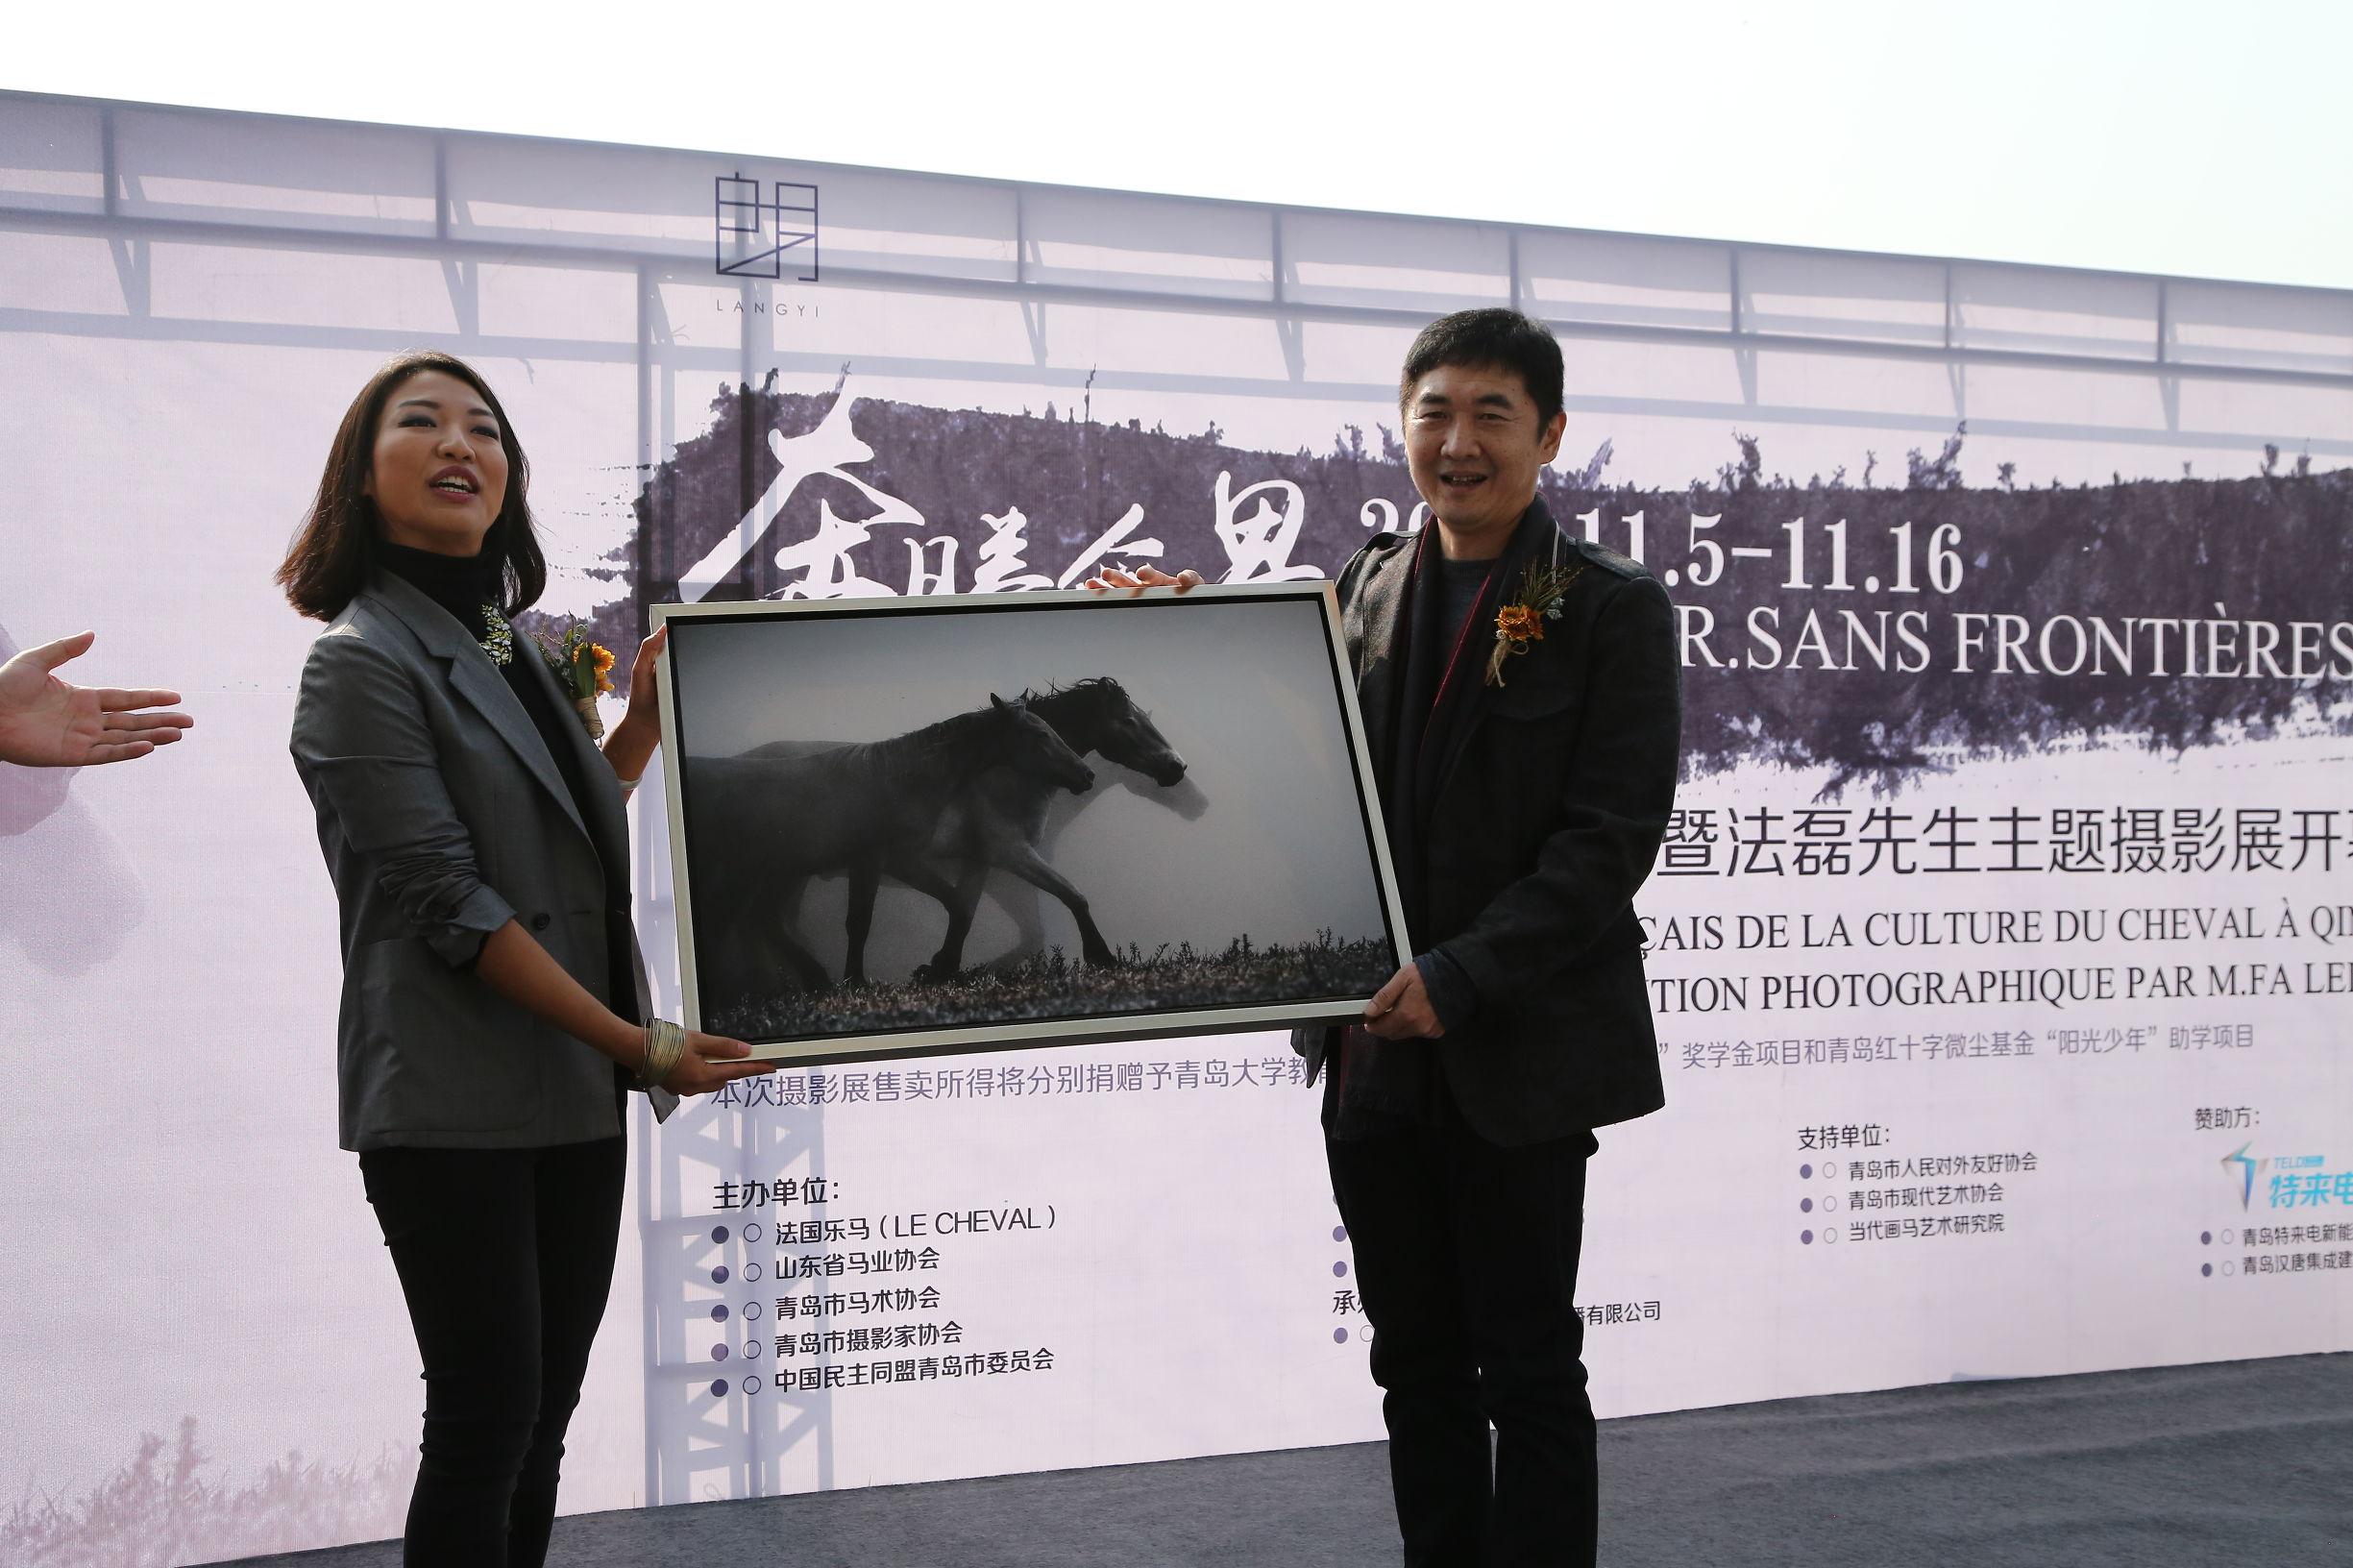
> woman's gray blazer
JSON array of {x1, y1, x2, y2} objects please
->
[{"x1": 291, "y1": 570, "x2": 676, "y2": 1152}]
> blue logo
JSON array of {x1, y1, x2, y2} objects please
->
[
  {"x1": 716, "y1": 175, "x2": 820, "y2": 282},
  {"x1": 2222, "y1": 1142, "x2": 2258, "y2": 1209}
]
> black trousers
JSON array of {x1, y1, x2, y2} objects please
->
[
  {"x1": 1328, "y1": 1099, "x2": 1600, "y2": 1568},
  {"x1": 359, "y1": 1136, "x2": 626, "y2": 1568}
]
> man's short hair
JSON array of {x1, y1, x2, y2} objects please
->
[{"x1": 1398, "y1": 308, "x2": 1564, "y2": 431}]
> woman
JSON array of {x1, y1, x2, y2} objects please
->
[{"x1": 279, "y1": 351, "x2": 772, "y2": 1566}]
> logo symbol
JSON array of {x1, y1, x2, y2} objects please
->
[
  {"x1": 2221, "y1": 1142, "x2": 2258, "y2": 1210},
  {"x1": 715, "y1": 175, "x2": 820, "y2": 282}
]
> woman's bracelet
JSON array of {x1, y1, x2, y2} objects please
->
[{"x1": 639, "y1": 1017, "x2": 688, "y2": 1089}]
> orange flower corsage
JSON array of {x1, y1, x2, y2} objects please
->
[
  {"x1": 1486, "y1": 561, "x2": 1587, "y2": 686},
  {"x1": 536, "y1": 621, "x2": 617, "y2": 740}
]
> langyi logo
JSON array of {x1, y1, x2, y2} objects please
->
[{"x1": 715, "y1": 174, "x2": 820, "y2": 282}]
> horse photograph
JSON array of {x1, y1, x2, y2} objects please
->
[{"x1": 655, "y1": 587, "x2": 1404, "y2": 1061}]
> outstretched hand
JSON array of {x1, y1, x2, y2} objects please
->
[
  {"x1": 0, "y1": 631, "x2": 192, "y2": 768},
  {"x1": 1084, "y1": 565, "x2": 1205, "y2": 596}
]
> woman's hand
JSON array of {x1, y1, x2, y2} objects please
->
[
  {"x1": 660, "y1": 1028, "x2": 777, "y2": 1096},
  {"x1": 602, "y1": 625, "x2": 667, "y2": 783},
  {"x1": 1084, "y1": 565, "x2": 1203, "y2": 596},
  {"x1": 621, "y1": 625, "x2": 667, "y2": 732}
]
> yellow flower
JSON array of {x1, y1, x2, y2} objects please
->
[
  {"x1": 591, "y1": 645, "x2": 615, "y2": 674},
  {"x1": 1496, "y1": 603, "x2": 1544, "y2": 644}
]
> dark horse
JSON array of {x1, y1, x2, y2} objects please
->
[
  {"x1": 687, "y1": 694, "x2": 1094, "y2": 991},
  {"x1": 898, "y1": 677, "x2": 1187, "y2": 977}
]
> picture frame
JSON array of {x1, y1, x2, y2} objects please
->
[{"x1": 650, "y1": 584, "x2": 1409, "y2": 1065}]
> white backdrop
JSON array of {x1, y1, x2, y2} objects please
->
[{"x1": 2, "y1": 91, "x2": 2348, "y2": 1564}]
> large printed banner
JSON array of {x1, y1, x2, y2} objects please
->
[{"x1": 3, "y1": 94, "x2": 2349, "y2": 1563}]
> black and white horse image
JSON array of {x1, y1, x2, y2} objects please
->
[
  {"x1": 687, "y1": 693, "x2": 1094, "y2": 991},
  {"x1": 900, "y1": 677, "x2": 1187, "y2": 977}
]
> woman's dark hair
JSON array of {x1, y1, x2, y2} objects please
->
[
  {"x1": 276, "y1": 351, "x2": 546, "y2": 621},
  {"x1": 1397, "y1": 307, "x2": 1565, "y2": 431}
]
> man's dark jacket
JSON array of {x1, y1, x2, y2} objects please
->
[{"x1": 1293, "y1": 501, "x2": 1681, "y2": 1145}]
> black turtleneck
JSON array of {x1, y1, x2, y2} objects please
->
[
  {"x1": 376, "y1": 542, "x2": 638, "y2": 1027},
  {"x1": 377, "y1": 540, "x2": 501, "y2": 644}
]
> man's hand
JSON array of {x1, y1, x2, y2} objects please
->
[
  {"x1": 1084, "y1": 565, "x2": 1204, "y2": 596},
  {"x1": 0, "y1": 631, "x2": 192, "y2": 768},
  {"x1": 1363, "y1": 962, "x2": 1444, "y2": 1040}
]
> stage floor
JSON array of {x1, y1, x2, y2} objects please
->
[{"x1": 239, "y1": 1352, "x2": 2351, "y2": 1567}]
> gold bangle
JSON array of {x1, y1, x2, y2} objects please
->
[{"x1": 639, "y1": 1018, "x2": 687, "y2": 1089}]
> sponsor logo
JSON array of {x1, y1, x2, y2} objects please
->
[{"x1": 2224, "y1": 1144, "x2": 2352, "y2": 1209}]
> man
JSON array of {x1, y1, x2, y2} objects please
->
[
  {"x1": 1107, "y1": 308, "x2": 1678, "y2": 1564},
  {"x1": 1326, "y1": 307, "x2": 1679, "y2": 1565}
]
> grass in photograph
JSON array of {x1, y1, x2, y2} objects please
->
[{"x1": 708, "y1": 931, "x2": 1391, "y2": 1041}]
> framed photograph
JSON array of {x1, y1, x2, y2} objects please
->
[{"x1": 650, "y1": 585, "x2": 1409, "y2": 1065}]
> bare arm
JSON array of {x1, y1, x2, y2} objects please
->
[
  {"x1": 475, "y1": 918, "x2": 771, "y2": 1094},
  {"x1": 601, "y1": 625, "x2": 666, "y2": 783}
]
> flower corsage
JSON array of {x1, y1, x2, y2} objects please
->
[
  {"x1": 1485, "y1": 561, "x2": 1587, "y2": 687},
  {"x1": 536, "y1": 622, "x2": 617, "y2": 740}
]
